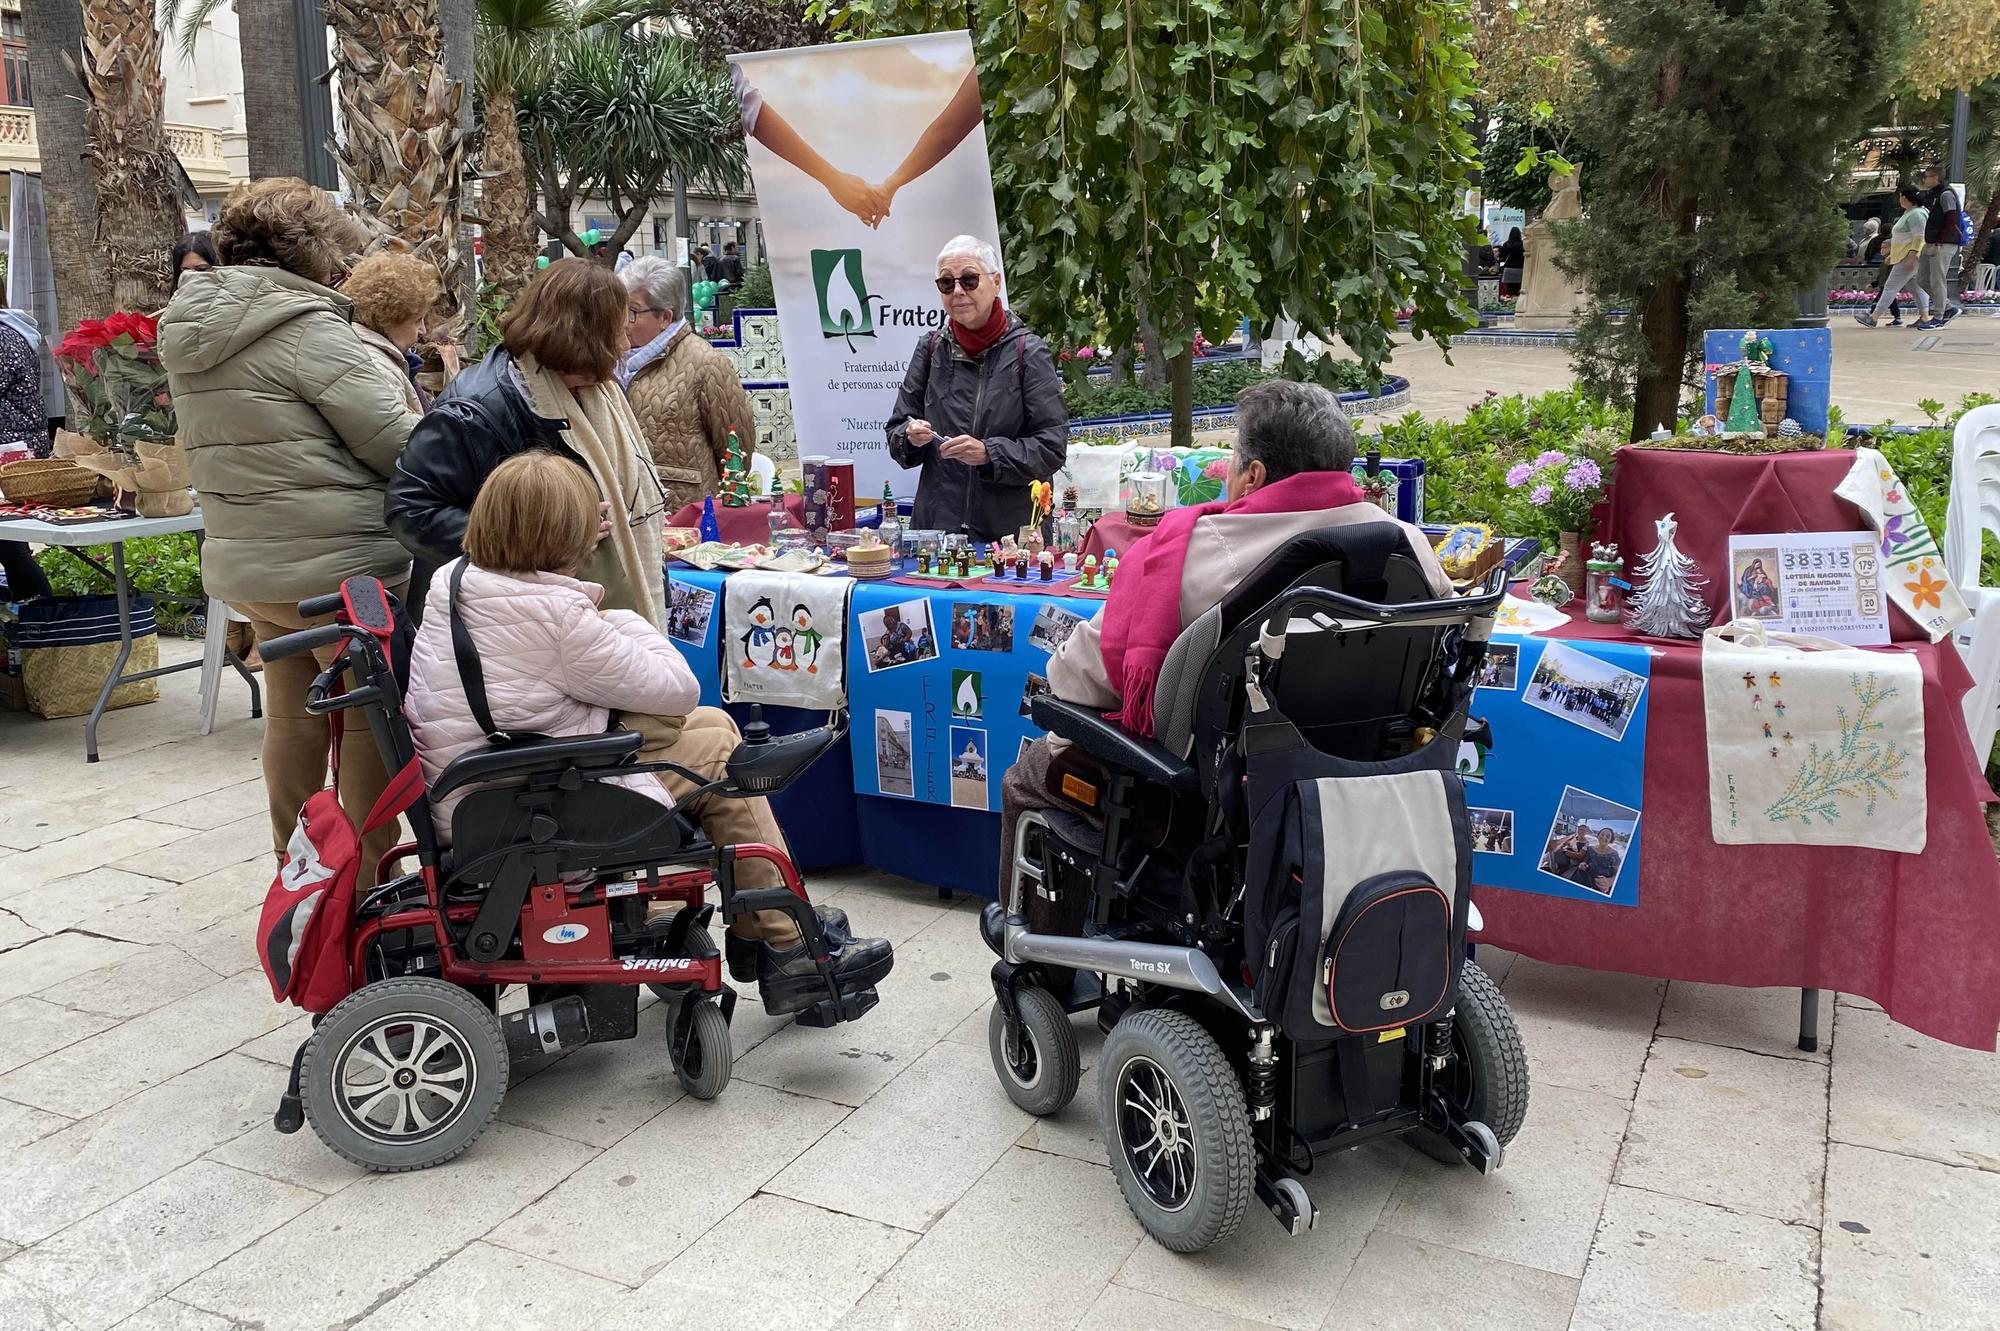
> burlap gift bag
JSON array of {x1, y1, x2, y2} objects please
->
[{"x1": 55, "y1": 429, "x2": 194, "y2": 517}]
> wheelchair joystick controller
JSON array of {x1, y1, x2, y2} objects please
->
[{"x1": 741, "y1": 704, "x2": 771, "y2": 747}]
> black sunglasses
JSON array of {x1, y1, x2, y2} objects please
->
[{"x1": 934, "y1": 271, "x2": 983, "y2": 293}]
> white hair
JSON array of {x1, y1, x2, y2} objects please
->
[
  {"x1": 621, "y1": 256, "x2": 687, "y2": 318},
  {"x1": 936, "y1": 235, "x2": 1000, "y2": 275}
]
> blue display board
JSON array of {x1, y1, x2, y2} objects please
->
[
  {"x1": 1702, "y1": 327, "x2": 1832, "y2": 435},
  {"x1": 1468, "y1": 633, "x2": 1651, "y2": 907},
  {"x1": 843, "y1": 581, "x2": 1102, "y2": 810}
]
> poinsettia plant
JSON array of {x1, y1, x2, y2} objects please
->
[{"x1": 53, "y1": 311, "x2": 175, "y2": 463}]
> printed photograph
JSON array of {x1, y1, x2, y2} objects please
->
[
  {"x1": 951, "y1": 601, "x2": 1015, "y2": 653},
  {"x1": 1730, "y1": 547, "x2": 1783, "y2": 621},
  {"x1": 1469, "y1": 807, "x2": 1514, "y2": 855},
  {"x1": 1477, "y1": 642, "x2": 1519, "y2": 691},
  {"x1": 667, "y1": 582, "x2": 716, "y2": 646},
  {"x1": 1525, "y1": 640, "x2": 1647, "y2": 743},
  {"x1": 949, "y1": 725, "x2": 989, "y2": 810},
  {"x1": 1020, "y1": 672, "x2": 1052, "y2": 718},
  {"x1": 859, "y1": 598, "x2": 939, "y2": 671},
  {"x1": 1029, "y1": 604, "x2": 1086, "y2": 654},
  {"x1": 875, "y1": 709, "x2": 914, "y2": 798},
  {"x1": 1537, "y1": 787, "x2": 1640, "y2": 898}
]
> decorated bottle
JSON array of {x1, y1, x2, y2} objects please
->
[{"x1": 877, "y1": 482, "x2": 902, "y2": 555}]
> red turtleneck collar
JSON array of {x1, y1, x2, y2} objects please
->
[{"x1": 949, "y1": 300, "x2": 1010, "y2": 358}]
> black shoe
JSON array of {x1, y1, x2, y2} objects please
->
[
  {"x1": 757, "y1": 932, "x2": 895, "y2": 1016},
  {"x1": 1889, "y1": 316, "x2": 1903, "y2": 326},
  {"x1": 725, "y1": 907, "x2": 850, "y2": 983}
]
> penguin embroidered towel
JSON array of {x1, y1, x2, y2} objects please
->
[{"x1": 723, "y1": 570, "x2": 852, "y2": 709}]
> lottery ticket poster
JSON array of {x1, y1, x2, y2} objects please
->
[{"x1": 1726, "y1": 533, "x2": 1888, "y2": 645}]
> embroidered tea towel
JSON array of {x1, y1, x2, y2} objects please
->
[
  {"x1": 723, "y1": 570, "x2": 851, "y2": 709},
  {"x1": 1701, "y1": 620, "x2": 1926, "y2": 852},
  {"x1": 1834, "y1": 446, "x2": 1969, "y2": 642}
]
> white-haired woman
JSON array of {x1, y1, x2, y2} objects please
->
[
  {"x1": 619, "y1": 255, "x2": 758, "y2": 511},
  {"x1": 885, "y1": 235, "x2": 1067, "y2": 541}
]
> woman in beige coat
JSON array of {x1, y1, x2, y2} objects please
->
[
  {"x1": 343, "y1": 251, "x2": 438, "y2": 414},
  {"x1": 618, "y1": 257, "x2": 758, "y2": 511},
  {"x1": 160, "y1": 178, "x2": 419, "y2": 875}
]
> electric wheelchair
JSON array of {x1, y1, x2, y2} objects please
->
[
  {"x1": 257, "y1": 576, "x2": 879, "y2": 1172},
  {"x1": 981, "y1": 526, "x2": 1528, "y2": 1251}
]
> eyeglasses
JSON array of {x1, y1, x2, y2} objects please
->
[
  {"x1": 934, "y1": 271, "x2": 983, "y2": 294},
  {"x1": 627, "y1": 306, "x2": 665, "y2": 322}
]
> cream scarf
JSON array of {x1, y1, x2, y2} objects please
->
[{"x1": 516, "y1": 354, "x2": 666, "y2": 628}]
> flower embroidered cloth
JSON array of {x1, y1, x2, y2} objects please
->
[
  {"x1": 1702, "y1": 620, "x2": 1925, "y2": 852},
  {"x1": 722, "y1": 570, "x2": 851, "y2": 710},
  {"x1": 1834, "y1": 446, "x2": 1970, "y2": 643}
]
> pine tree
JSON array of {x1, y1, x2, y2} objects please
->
[
  {"x1": 1558, "y1": 0, "x2": 1914, "y2": 438},
  {"x1": 1627, "y1": 512, "x2": 1712, "y2": 639}
]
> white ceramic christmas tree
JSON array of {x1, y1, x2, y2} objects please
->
[{"x1": 1626, "y1": 511, "x2": 1712, "y2": 638}]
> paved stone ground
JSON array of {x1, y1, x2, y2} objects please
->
[{"x1": 3, "y1": 642, "x2": 1997, "y2": 1330}]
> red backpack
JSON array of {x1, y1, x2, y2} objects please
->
[{"x1": 254, "y1": 581, "x2": 422, "y2": 1013}]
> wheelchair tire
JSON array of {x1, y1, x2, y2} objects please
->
[
  {"x1": 1412, "y1": 960, "x2": 1530, "y2": 1166},
  {"x1": 987, "y1": 984, "x2": 1080, "y2": 1117},
  {"x1": 1098, "y1": 1008, "x2": 1253, "y2": 1253},
  {"x1": 673, "y1": 998, "x2": 733, "y2": 1100},
  {"x1": 301, "y1": 978, "x2": 509, "y2": 1173}
]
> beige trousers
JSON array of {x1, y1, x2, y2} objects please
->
[
  {"x1": 235, "y1": 580, "x2": 408, "y2": 883},
  {"x1": 636, "y1": 706, "x2": 802, "y2": 946}
]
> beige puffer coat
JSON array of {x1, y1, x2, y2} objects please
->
[
  {"x1": 404, "y1": 559, "x2": 700, "y2": 837},
  {"x1": 160, "y1": 266, "x2": 418, "y2": 604},
  {"x1": 625, "y1": 326, "x2": 758, "y2": 513}
]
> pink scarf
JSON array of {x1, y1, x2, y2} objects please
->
[{"x1": 1098, "y1": 469, "x2": 1365, "y2": 737}]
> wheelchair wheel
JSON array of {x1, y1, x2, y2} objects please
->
[
  {"x1": 672, "y1": 997, "x2": 732, "y2": 1100},
  {"x1": 301, "y1": 978, "x2": 508, "y2": 1172},
  {"x1": 987, "y1": 984, "x2": 1080, "y2": 1116},
  {"x1": 1413, "y1": 960, "x2": 1530, "y2": 1165},
  {"x1": 1098, "y1": 1008, "x2": 1253, "y2": 1253}
]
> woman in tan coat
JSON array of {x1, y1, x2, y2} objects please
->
[
  {"x1": 617, "y1": 257, "x2": 757, "y2": 511},
  {"x1": 343, "y1": 251, "x2": 439, "y2": 414}
]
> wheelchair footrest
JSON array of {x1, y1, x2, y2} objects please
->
[{"x1": 793, "y1": 986, "x2": 879, "y2": 1028}]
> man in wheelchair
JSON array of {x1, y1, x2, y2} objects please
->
[{"x1": 982, "y1": 380, "x2": 1527, "y2": 1253}]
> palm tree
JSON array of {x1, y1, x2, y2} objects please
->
[
  {"x1": 474, "y1": 0, "x2": 577, "y2": 300},
  {"x1": 76, "y1": 0, "x2": 187, "y2": 311},
  {"x1": 20, "y1": 0, "x2": 109, "y2": 327}
]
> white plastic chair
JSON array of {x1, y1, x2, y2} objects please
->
[
  {"x1": 1943, "y1": 404, "x2": 2000, "y2": 764},
  {"x1": 748, "y1": 451, "x2": 777, "y2": 495},
  {"x1": 197, "y1": 600, "x2": 250, "y2": 735},
  {"x1": 1975, "y1": 262, "x2": 1996, "y2": 294}
]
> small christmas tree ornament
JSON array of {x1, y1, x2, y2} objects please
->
[
  {"x1": 1626, "y1": 511, "x2": 1712, "y2": 638},
  {"x1": 1723, "y1": 360, "x2": 1762, "y2": 434},
  {"x1": 717, "y1": 429, "x2": 755, "y2": 506},
  {"x1": 698, "y1": 494, "x2": 721, "y2": 543}
]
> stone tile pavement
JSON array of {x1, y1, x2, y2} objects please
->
[{"x1": 3, "y1": 644, "x2": 1998, "y2": 1330}]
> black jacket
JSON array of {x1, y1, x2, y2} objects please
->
[
  {"x1": 885, "y1": 315, "x2": 1068, "y2": 542},
  {"x1": 1922, "y1": 184, "x2": 1962, "y2": 244},
  {"x1": 384, "y1": 348, "x2": 574, "y2": 573}
]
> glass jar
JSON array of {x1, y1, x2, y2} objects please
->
[
  {"x1": 1585, "y1": 558, "x2": 1624, "y2": 624},
  {"x1": 1128, "y1": 471, "x2": 1170, "y2": 523}
]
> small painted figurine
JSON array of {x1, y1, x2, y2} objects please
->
[
  {"x1": 1782, "y1": 732, "x2": 1794, "y2": 745},
  {"x1": 1774, "y1": 700, "x2": 1786, "y2": 717},
  {"x1": 1751, "y1": 693, "x2": 1762, "y2": 709},
  {"x1": 1762, "y1": 721, "x2": 1772, "y2": 738},
  {"x1": 1039, "y1": 550, "x2": 1054, "y2": 581},
  {"x1": 1104, "y1": 555, "x2": 1120, "y2": 588},
  {"x1": 1062, "y1": 552, "x2": 1077, "y2": 574},
  {"x1": 1082, "y1": 554, "x2": 1099, "y2": 585},
  {"x1": 917, "y1": 547, "x2": 932, "y2": 575}
]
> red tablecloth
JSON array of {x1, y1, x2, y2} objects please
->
[
  {"x1": 1605, "y1": 446, "x2": 1927, "y2": 639},
  {"x1": 1472, "y1": 608, "x2": 2000, "y2": 1050},
  {"x1": 667, "y1": 495, "x2": 807, "y2": 548},
  {"x1": 1082, "y1": 510, "x2": 1162, "y2": 561}
]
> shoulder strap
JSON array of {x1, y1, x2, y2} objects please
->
[{"x1": 448, "y1": 560, "x2": 506, "y2": 743}]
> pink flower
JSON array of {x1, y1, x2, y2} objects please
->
[
  {"x1": 1564, "y1": 458, "x2": 1601, "y2": 491},
  {"x1": 1506, "y1": 463, "x2": 1534, "y2": 487},
  {"x1": 1530, "y1": 484, "x2": 1553, "y2": 506},
  {"x1": 1534, "y1": 449, "x2": 1567, "y2": 468}
]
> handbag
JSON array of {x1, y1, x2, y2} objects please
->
[{"x1": 1701, "y1": 620, "x2": 1926, "y2": 852}]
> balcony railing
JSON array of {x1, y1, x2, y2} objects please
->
[{"x1": 0, "y1": 104, "x2": 232, "y2": 190}]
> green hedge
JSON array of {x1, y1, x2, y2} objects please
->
[{"x1": 1063, "y1": 357, "x2": 1371, "y2": 422}]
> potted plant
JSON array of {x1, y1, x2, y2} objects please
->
[
  {"x1": 1506, "y1": 444, "x2": 1608, "y2": 588},
  {"x1": 52, "y1": 312, "x2": 191, "y2": 517}
]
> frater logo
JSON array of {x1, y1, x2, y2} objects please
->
[{"x1": 813, "y1": 248, "x2": 875, "y2": 350}]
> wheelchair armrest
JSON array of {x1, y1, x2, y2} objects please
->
[
  {"x1": 430, "y1": 730, "x2": 644, "y2": 800},
  {"x1": 1030, "y1": 696, "x2": 1197, "y2": 794}
]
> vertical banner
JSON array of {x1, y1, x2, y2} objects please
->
[
  {"x1": 729, "y1": 32, "x2": 1004, "y2": 500},
  {"x1": 7, "y1": 172, "x2": 68, "y2": 420}
]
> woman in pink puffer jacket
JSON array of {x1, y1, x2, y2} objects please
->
[{"x1": 402, "y1": 451, "x2": 892, "y2": 1015}]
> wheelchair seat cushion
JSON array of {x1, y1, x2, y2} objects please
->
[{"x1": 431, "y1": 730, "x2": 642, "y2": 800}]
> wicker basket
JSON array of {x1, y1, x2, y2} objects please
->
[{"x1": 0, "y1": 459, "x2": 99, "y2": 507}]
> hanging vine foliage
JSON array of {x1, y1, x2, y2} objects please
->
[{"x1": 810, "y1": 0, "x2": 1481, "y2": 440}]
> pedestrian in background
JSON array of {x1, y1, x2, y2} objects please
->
[
  {"x1": 1855, "y1": 187, "x2": 1929, "y2": 329},
  {"x1": 1917, "y1": 166, "x2": 1963, "y2": 329}
]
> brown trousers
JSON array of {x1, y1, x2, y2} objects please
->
[
  {"x1": 236, "y1": 580, "x2": 408, "y2": 883},
  {"x1": 635, "y1": 706, "x2": 801, "y2": 945}
]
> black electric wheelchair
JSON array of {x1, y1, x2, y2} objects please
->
[
  {"x1": 256, "y1": 576, "x2": 882, "y2": 1173},
  {"x1": 980, "y1": 526, "x2": 1527, "y2": 1251}
]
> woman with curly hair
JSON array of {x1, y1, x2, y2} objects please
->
[
  {"x1": 160, "y1": 177, "x2": 420, "y2": 877},
  {"x1": 343, "y1": 251, "x2": 439, "y2": 414}
]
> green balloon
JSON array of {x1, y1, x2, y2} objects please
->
[
  {"x1": 583, "y1": 227, "x2": 601, "y2": 246},
  {"x1": 536, "y1": 255, "x2": 550, "y2": 269}
]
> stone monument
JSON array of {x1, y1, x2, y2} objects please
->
[{"x1": 1514, "y1": 168, "x2": 1589, "y2": 332}]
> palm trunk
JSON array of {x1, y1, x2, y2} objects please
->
[
  {"x1": 236, "y1": 0, "x2": 306, "y2": 179},
  {"x1": 324, "y1": 0, "x2": 468, "y2": 330},
  {"x1": 21, "y1": 0, "x2": 109, "y2": 328},
  {"x1": 439, "y1": 0, "x2": 476, "y2": 323},
  {"x1": 479, "y1": 82, "x2": 538, "y2": 299},
  {"x1": 77, "y1": 0, "x2": 187, "y2": 313}
]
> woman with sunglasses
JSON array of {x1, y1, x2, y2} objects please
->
[
  {"x1": 386, "y1": 258, "x2": 666, "y2": 627},
  {"x1": 886, "y1": 236, "x2": 1068, "y2": 541}
]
